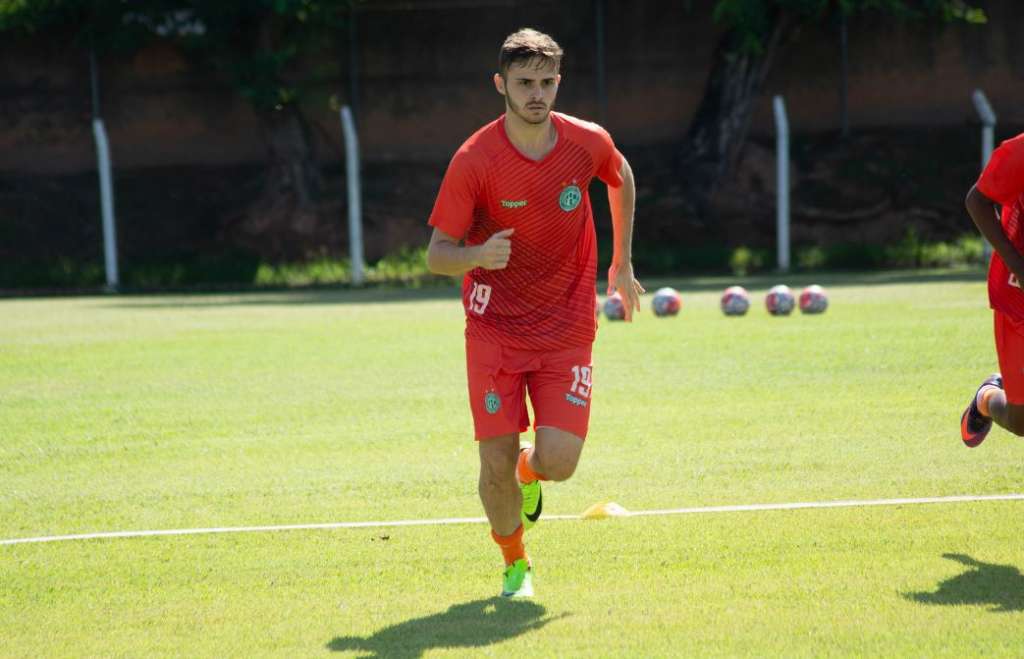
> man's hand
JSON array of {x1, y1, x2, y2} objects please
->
[
  {"x1": 607, "y1": 261, "x2": 644, "y2": 322},
  {"x1": 475, "y1": 228, "x2": 514, "y2": 270}
]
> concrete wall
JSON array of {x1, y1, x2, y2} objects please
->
[{"x1": 1, "y1": 0, "x2": 1021, "y2": 174}]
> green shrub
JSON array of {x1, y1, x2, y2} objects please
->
[
  {"x1": 729, "y1": 246, "x2": 767, "y2": 276},
  {"x1": 787, "y1": 234, "x2": 984, "y2": 272},
  {"x1": 251, "y1": 245, "x2": 443, "y2": 288},
  {"x1": 796, "y1": 246, "x2": 827, "y2": 270},
  {"x1": 883, "y1": 228, "x2": 923, "y2": 268}
]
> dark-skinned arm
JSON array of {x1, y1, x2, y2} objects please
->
[{"x1": 965, "y1": 184, "x2": 1024, "y2": 281}]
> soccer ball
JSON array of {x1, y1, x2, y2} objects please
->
[
  {"x1": 720, "y1": 286, "x2": 750, "y2": 316},
  {"x1": 799, "y1": 284, "x2": 828, "y2": 314},
  {"x1": 765, "y1": 285, "x2": 795, "y2": 316},
  {"x1": 652, "y1": 287, "x2": 682, "y2": 317},
  {"x1": 603, "y1": 292, "x2": 626, "y2": 321}
]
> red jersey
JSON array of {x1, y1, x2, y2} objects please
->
[
  {"x1": 978, "y1": 133, "x2": 1024, "y2": 321},
  {"x1": 428, "y1": 112, "x2": 624, "y2": 350}
]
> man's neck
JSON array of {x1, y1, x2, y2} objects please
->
[{"x1": 504, "y1": 112, "x2": 557, "y2": 161}]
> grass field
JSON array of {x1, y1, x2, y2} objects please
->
[{"x1": 2, "y1": 269, "x2": 1023, "y2": 657}]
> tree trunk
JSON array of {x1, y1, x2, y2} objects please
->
[
  {"x1": 232, "y1": 104, "x2": 324, "y2": 259},
  {"x1": 680, "y1": 11, "x2": 793, "y2": 219},
  {"x1": 229, "y1": 12, "x2": 324, "y2": 259}
]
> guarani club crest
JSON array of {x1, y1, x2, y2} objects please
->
[
  {"x1": 484, "y1": 391, "x2": 501, "y2": 414},
  {"x1": 558, "y1": 182, "x2": 582, "y2": 212}
]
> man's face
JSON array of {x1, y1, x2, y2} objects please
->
[{"x1": 494, "y1": 59, "x2": 560, "y2": 125}]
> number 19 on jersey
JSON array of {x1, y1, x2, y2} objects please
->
[{"x1": 468, "y1": 282, "x2": 492, "y2": 315}]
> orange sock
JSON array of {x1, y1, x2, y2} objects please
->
[
  {"x1": 517, "y1": 447, "x2": 545, "y2": 483},
  {"x1": 979, "y1": 387, "x2": 998, "y2": 417},
  {"x1": 491, "y1": 524, "x2": 526, "y2": 566}
]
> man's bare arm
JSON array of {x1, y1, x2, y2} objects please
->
[
  {"x1": 606, "y1": 157, "x2": 644, "y2": 321},
  {"x1": 426, "y1": 226, "x2": 514, "y2": 276},
  {"x1": 966, "y1": 185, "x2": 1024, "y2": 279}
]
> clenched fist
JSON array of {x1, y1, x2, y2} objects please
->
[{"x1": 475, "y1": 228, "x2": 515, "y2": 270}]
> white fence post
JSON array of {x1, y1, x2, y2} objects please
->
[
  {"x1": 972, "y1": 89, "x2": 996, "y2": 262},
  {"x1": 92, "y1": 118, "x2": 119, "y2": 291},
  {"x1": 340, "y1": 106, "x2": 365, "y2": 286},
  {"x1": 773, "y1": 95, "x2": 790, "y2": 272}
]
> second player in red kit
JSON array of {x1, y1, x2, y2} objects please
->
[
  {"x1": 426, "y1": 28, "x2": 643, "y2": 597},
  {"x1": 961, "y1": 132, "x2": 1024, "y2": 446}
]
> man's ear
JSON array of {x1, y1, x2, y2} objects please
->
[{"x1": 493, "y1": 72, "x2": 506, "y2": 96}]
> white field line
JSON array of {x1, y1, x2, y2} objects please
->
[{"x1": 2, "y1": 493, "x2": 1022, "y2": 546}]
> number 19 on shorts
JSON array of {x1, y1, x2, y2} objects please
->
[
  {"x1": 468, "y1": 282, "x2": 492, "y2": 315},
  {"x1": 570, "y1": 365, "x2": 592, "y2": 398}
]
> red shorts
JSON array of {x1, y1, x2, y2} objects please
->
[
  {"x1": 994, "y1": 311, "x2": 1024, "y2": 404},
  {"x1": 466, "y1": 337, "x2": 594, "y2": 441}
]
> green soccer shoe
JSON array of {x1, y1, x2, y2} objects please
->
[
  {"x1": 520, "y1": 479, "x2": 542, "y2": 531},
  {"x1": 501, "y1": 558, "x2": 534, "y2": 597},
  {"x1": 517, "y1": 443, "x2": 542, "y2": 531}
]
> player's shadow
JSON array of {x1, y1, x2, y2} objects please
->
[
  {"x1": 903, "y1": 553, "x2": 1024, "y2": 612},
  {"x1": 326, "y1": 596, "x2": 565, "y2": 658}
]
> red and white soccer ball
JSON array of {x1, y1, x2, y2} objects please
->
[
  {"x1": 603, "y1": 292, "x2": 626, "y2": 321},
  {"x1": 652, "y1": 287, "x2": 682, "y2": 317},
  {"x1": 765, "y1": 284, "x2": 795, "y2": 316},
  {"x1": 799, "y1": 284, "x2": 829, "y2": 314},
  {"x1": 720, "y1": 286, "x2": 750, "y2": 316}
]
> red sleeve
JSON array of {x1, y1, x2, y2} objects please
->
[
  {"x1": 978, "y1": 135, "x2": 1024, "y2": 206},
  {"x1": 427, "y1": 148, "x2": 481, "y2": 239},
  {"x1": 594, "y1": 126, "x2": 624, "y2": 189}
]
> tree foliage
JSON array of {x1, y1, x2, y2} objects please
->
[
  {"x1": 0, "y1": 0, "x2": 358, "y2": 253},
  {"x1": 140, "y1": 1, "x2": 351, "y2": 113},
  {"x1": 712, "y1": 0, "x2": 986, "y2": 55},
  {"x1": 677, "y1": 0, "x2": 986, "y2": 219},
  {"x1": 0, "y1": 0, "x2": 353, "y2": 113},
  {"x1": 0, "y1": 0, "x2": 154, "y2": 52}
]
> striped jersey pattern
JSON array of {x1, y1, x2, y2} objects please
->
[
  {"x1": 429, "y1": 112, "x2": 623, "y2": 351},
  {"x1": 978, "y1": 132, "x2": 1024, "y2": 321}
]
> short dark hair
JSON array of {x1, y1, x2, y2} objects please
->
[{"x1": 498, "y1": 28, "x2": 563, "y2": 77}]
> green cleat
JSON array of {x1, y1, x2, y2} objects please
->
[
  {"x1": 518, "y1": 443, "x2": 543, "y2": 531},
  {"x1": 501, "y1": 558, "x2": 534, "y2": 597},
  {"x1": 520, "y1": 479, "x2": 542, "y2": 531}
]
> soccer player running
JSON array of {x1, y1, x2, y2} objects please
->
[
  {"x1": 961, "y1": 132, "x2": 1024, "y2": 446},
  {"x1": 425, "y1": 28, "x2": 642, "y2": 597}
]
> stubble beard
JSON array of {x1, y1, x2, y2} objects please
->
[{"x1": 506, "y1": 95, "x2": 553, "y2": 125}]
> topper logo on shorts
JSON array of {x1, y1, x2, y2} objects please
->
[
  {"x1": 564, "y1": 393, "x2": 588, "y2": 407},
  {"x1": 501, "y1": 199, "x2": 527, "y2": 209}
]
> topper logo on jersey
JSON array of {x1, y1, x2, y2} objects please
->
[{"x1": 559, "y1": 185, "x2": 582, "y2": 212}]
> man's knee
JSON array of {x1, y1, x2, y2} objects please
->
[
  {"x1": 478, "y1": 435, "x2": 518, "y2": 489},
  {"x1": 534, "y1": 427, "x2": 584, "y2": 482},
  {"x1": 540, "y1": 459, "x2": 577, "y2": 482},
  {"x1": 533, "y1": 450, "x2": 579, "y2": 481}
]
